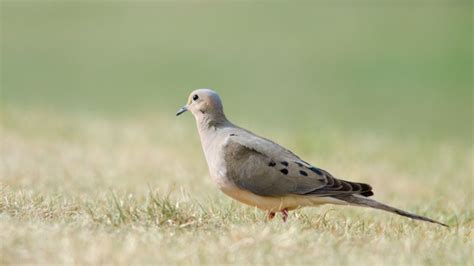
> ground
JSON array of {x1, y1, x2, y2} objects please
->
[
  {"x1": 1, "y1": 2, "x2": 471, "y2": 264},
  {"x1": 0, "y1": 108, "x2": 472, "y2": 265}
]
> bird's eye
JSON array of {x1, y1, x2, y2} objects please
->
[{"x1": 192, "y1": 95, "x2": 199, "y2": 101}]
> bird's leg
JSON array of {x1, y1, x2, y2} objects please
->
[
  {"x1": 267, "y1": 211, "x2": 276, "y2": 221},
  {"x1": 281, "y1": 208, "x2": 289, "y2": 222}
]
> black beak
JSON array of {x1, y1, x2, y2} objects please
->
[{"x1": 176, "y1": 106, "x2": 188, "y2": 116}]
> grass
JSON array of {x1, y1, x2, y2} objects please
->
[
  {"x1": 0, "y1": 1, "x2": 472, "y2": 264},
  {"x1": 0, "y1": 107, "x2": 472, "y2": 265}
]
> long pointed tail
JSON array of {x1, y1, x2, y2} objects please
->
[{"x1": 334, "y1": 195, "x2": 448, "y2": 227}]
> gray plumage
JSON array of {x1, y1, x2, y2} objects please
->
[
  {"x1": 177, "y1": 88, "x2": 447, "y2": 227},
  {"x1": 223, "y1": 129, "x2": 373, "y2": 197}
]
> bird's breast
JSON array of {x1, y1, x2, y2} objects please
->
[{"x1": 210, "y1": 171, "x2": 233, "y2": 189}]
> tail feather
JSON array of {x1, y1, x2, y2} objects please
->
[{"x1": 334, "y1": 195, "x2": 448, "y2": 227}]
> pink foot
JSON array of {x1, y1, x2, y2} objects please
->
[
  {"x1": 281, "y1": 208, "x2": 289, "y2": 222},
  {"x1": 267, "y1": 212, "x2": 276, "y2": 220}
]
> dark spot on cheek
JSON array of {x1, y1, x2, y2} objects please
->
[
  {"x1": 268, "y1": 161, "x2": 276, "y2": 167},
  {"x1": 281, "y1": 161, "x2": 289, "y2": 167},
  {"x1": 309, "y1": 167, "x2": 323, "y2": 176},
  {"x1": 280, "y1": 169, "x2": 289, "y2": 175},
  {"x1": 299, "y1": 170, "x2": 308, "y2": 176}
]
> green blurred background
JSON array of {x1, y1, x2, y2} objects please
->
[{"x1": 1, "y1": 1, "x2": 472, "y2": 142}]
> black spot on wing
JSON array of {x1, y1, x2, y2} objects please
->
[
  {"x1": 268, "y1": 161, "x2": 276, "y2": 167},
  {"x1": 281, "y1": 161, "x2": 289, "y2": 167},
  {"x1": 295, "y1": 162, "x2": 304, "y2": 167},
  {"x1": 230, "y1": 133, "x2": 237, "y2": 136},
  {"x1": 299, "y1": 170, "x2": 308, "y2": 176},
  {"x1": 308, "y1": 167, "x2": 324, "y2": 176},
  {"x1": 280, "y1": 169, "x2": 289, "y2": 175}
]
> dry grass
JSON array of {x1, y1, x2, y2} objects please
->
[{"x1": 0, "y1": 108, "x2": 472, "y2": 265}]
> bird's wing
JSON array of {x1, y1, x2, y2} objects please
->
[{"x1": 223, "y1": 130, "x2": 373, "y2": 197}]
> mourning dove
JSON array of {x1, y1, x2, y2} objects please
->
[{"x1": 176, "y1": 89, "x2": 447, "y2": 226}]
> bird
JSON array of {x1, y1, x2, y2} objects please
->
[{"x1": 176, "y1": 88, "x2": 447, "y2": 226}]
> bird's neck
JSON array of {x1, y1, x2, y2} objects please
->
[
  {"x1": 196, "y1": 112, "x2": 229, "y2": 131},
  {"x1": 195, "y1": 113, "x2": 231, "y2": 153}
]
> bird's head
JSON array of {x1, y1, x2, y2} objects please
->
[{"x1": 176, "y1": 89, "x2": 226, "y2": 123}]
